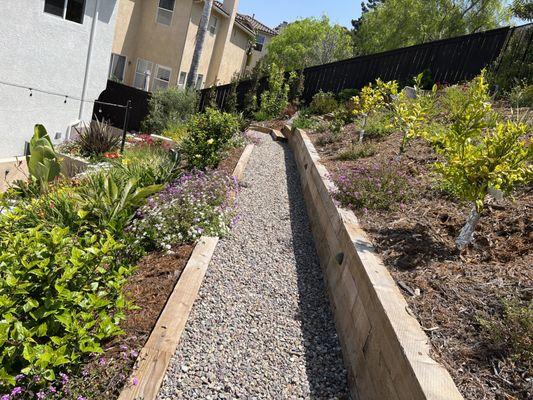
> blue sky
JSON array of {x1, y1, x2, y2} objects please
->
[{"x1": 237, "y1": 0, "x2": 362, "y2": 30}]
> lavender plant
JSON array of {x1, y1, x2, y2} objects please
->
[{"x1": 130, "y1": 170, "x2": 238, "y2": 251}]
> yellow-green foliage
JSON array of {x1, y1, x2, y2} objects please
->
[
  {"x1": 352, "y1": 79, "x2": 398, "y2": 117},
  {"x1": 431, "y1": 71, "x2": 532, "y2": 212},
  {"x1": 163, "y1": 122, "x2": 189, "y2": 144}
]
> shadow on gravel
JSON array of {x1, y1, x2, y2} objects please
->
[{"x1": 281, "y1": 142, "x2": 350, "y2": 399}]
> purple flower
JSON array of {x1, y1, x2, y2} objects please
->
[
  {"x1": 132, "y1": 377, "x2": 139, "y2": 386},
  {"x1": 77, "y1": 396, "x2": 87, "y2": 400},
  {"x1": 98, "y1": 357, "x2": 106, "y2": 366},
  {"x1": 119, "y1": 345, "x2": 128, "y2": 351},
  {"x1": 1, "y1": 395, "x2": 10, "y2": 400},
  {"x1": 81, "y1": 369, "x2": 89, "y2": 377},
  {"x1": 48, "y1": 386, "x2": 56, "y2": 394},
  {"x1": 59, "y1": 372, "x2": 69, "y2": 384},
  {"x1": 14, "y1": 374, "x2": 24, "y2": 382},
  {"x1": 130, "y1": 349, "x2": 139, "y2": 358},
  {"x1": 37, "y1": 392, "x2": 46, "y2": 400},
  {"x1": 11, "y1": 387, "x2": 23, "y2": 396}
]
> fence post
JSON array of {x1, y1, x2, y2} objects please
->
[{"x1": 120, "y1": 100, "x2": 132, "y2": 153}]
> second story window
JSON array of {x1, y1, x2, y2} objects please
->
[
  {"x1": 157, "y1": 0, "x2": 175, "y2": 26},
  {"x1": 44, "y1": 0, "x2": 86, "y2": 24},
  {"x1": 209, "y1": 16, "x2": 218, "y2": 35},
  {"x1": 255, "y1": 34, "x2": 266, "y2": 52}
]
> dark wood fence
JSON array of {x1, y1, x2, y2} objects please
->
[
  {"x1": 200, "y1": 24, "x2": 532, "y2": 111},
  {"x1": 92, "y1": 80, "x2": 151, "y2": 132}
]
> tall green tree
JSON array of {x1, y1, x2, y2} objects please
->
[
  {"x1": 512, "y1": 0, "x2": 533, "y2": 20},
  {"x1": 354, "y1": 0, "x2": 510, "y2": 55},
  {"x1": 265, "y1": 16, "x2": 354, "y2": 70}
]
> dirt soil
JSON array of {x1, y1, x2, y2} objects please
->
[{"x1": 307, "y1": 127, "x2": 532, "y2": 400}]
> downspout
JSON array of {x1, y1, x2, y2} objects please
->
[{"x1": 79, "y1": 0, "x2": 100, "y2": 119}]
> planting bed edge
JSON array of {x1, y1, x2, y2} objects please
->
[{"x1": 284, "y1": 125, "x2": 463, "y2": 400}]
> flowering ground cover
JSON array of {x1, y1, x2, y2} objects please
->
[{"x1": 299, "y1": 77, "x2": 532, "y2": 399}]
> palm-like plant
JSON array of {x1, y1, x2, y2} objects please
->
[
  {"x1": 75, "y1": 118, "x2": 121, "y2": 158},
  {"x1": 186, "y1": 0, "x2": 214, "y2": 89}
]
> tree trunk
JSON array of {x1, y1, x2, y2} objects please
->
[
  {"x1": 359, "y1": 115, "x2": 367, "y2": 142},
  {"x1": 186, "y1": 0, "x2": 213, "y2": 90},
  {"x1": 455, "y1": 206, "x2": 481, "y2": 250}
]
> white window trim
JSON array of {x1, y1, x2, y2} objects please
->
[
  {"x1": 152, "y1": 65, "x2": 172, "y2": 91},
  {"x1": 156, "y1": 0, "x2": 175, "y2": 27},
  {"x1": 108, "y1": 53, "x2": 127, "y2": 82},
  {"x1": 134, "y1": 58, "x2": 154, "y2": 90},
  {"x1": 196, "y1": 74, "x2": 204, "y2": 90},
  {"x1": 178, "y1": 71, "x2": 188, "y2": 88},
  {"x1": 255, "y1": 34, "x2": 266, "y2": 52},
  {"x1": 43, "y1": 0, "x2": 86, "y2": 24}
]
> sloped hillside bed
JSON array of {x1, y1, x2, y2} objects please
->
[{"x1": 306, "y1": 128, "x2": 532, "y2": 400}]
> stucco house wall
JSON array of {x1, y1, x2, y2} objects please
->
[
  {"x1": 0, "y1": 0, "x2": 118, "y2": 158},
  {"x1": 248, "y1": 33, "x2": 274, "y2": 70}
]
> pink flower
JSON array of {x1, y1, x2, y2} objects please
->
[{"x1": 132, "y1": 377, "x2": 139, "y2": 386}]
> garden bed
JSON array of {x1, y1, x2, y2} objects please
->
[{"x1": 305, "y1": 126, "x2": 532, "y2": 399}]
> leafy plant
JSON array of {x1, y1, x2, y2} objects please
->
[
  {"x1": 75, "y1": 119, "x2": 121, "y2": 158},
  {"x1": 223, "y1": 78, "x2": 238, "y2": 114},
  {"x1": 255, "y1": 63, "x2": 289, "y2": 121},
  {"x1": 337, "y1": 143, "x2": 376, "y2": 161},
  {"x1": 334, "y1": 163, "x2": 412, "y2": 210},
  {"x1": 131, "y1": 170, "x2": 238, "y2": 250},
  {"x1": 430, "y1": 71, "x2": 532, "y2": 248},
  {"x1": 363, "y1": 109, "x2": 395, "y2": 139},
  {"x1": 292, "y1": 109, "x2": 316, "y2": 130},
  {"x1": 0, "y1": 225, "x2": 131, "y2": 388},
  {"x1": 353, "y1": 79, "x2": 398, "y2": 141},
  {"x1": 75, "y1": 173, "x2": 162, "y2": 234},
  {"x1": 309, "y1": 91, "x2": 338, "y2": 115},
  {"x1": 182, "y1": 108, "x2": 240, "y2": 169},
  {"x1": 508, "y1": 80, "x2": 533, "y2": 108},
  {"x1": 23, "y1": 125, "x2": 61, "y2": 194},
  {"x1": 479, "y1": 298, "x2": 532, "y2": 365},
  {"x1": 287, "y1": 70, "x2": 305, "y2": 106},
  {"x1": 337, "y1": 88, "x2": 360, "y2": 103},
  {"x1": 142, "y1": 87, "x2": 198, "y2": 134}
]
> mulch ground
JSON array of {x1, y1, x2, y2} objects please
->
[
  {"x1": 66, "y1": 145, "x2": 246, "y2": 399},
  {"x1": 307, "y1": 127, "x2": 532, "y2": 400}
]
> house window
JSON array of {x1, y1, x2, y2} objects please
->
[
  {"x1": 209, "y1": 16, "x2": 218, "y2": 35},
  {"x1": 152, "y1": 65, "x2": 172, "y2": 91},
  {"x1": 157, "y1": 0, "x2": 175, "y2": 26},
  {"x1": 44, "y1": 0, "x2": 85, "y2": 24},
  {"x1": 133, "y1": 58, "x2": 154, "y2": 90},
  {"x1": 108, "y1": 53, "x2": 126, "y2": 82},
  {"x1": 255, "y1": 34, "x2": 266, "y2": 52},
  {"x1": 178, "y1": 72, "x2": 187, "y2": 87},
  {"x1": 196, "y1": 74, "x2": 204, "y2": 90}
]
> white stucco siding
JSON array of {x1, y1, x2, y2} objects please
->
[{"x1": 0, "y1": 0, "x2": 118, "y2": 158}]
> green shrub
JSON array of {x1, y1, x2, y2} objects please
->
[
  {"x1": 334, "y1": 164, "x2": 412, "y2": 210},
  {"x1": 75, "y1": 119, "x2": 121, "y2": 158},
  {"x1": 256, "y1": 63, "x2": 289, "y2": 121},
  {"x1": 0, "y1": 225, "x2": 131, "y2": 387},
  {"x1": 162, "y1": 121, "x2": 189, "y2": 144},
  {"x1": 292, "y1": 110, "x2": 316, "y2": 130},
  {"x1": 142, "y1": 87, "x2": 197, "y2": 134},
  {"x1": 337, "y1": 143, "x2": 376, "y2": 161},
  {"x1": 288, "y1": 70, "x2": 305, "y2": 105},
  {"x1": 508, "y1": 81, "x2": 533, "y2": 108},
  {"x1": 223, "y1": 79, "x2": 238, "y2": 114},
  {"x1": 363, "y1": 109, "x2": 395, "y2": 139},
  {"x1": 309, "y1": 91, "x2": 338, "y2": 115},
  {"x1": 337, "y1": 88, "x2": 359, "y2": 103},
  {"x1": 182, "y1": 108, "x2": 240, "y2": 169},
  {"x1": 479, "y1": 299, "x2": 532, "y2": 364}
]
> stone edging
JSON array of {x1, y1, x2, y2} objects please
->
[
  {"x1": 283, "y1": 125, "x2": 463, "y2": 400},
  {"x1": 119, "y1": 144, "x2": 255, "y2": 400}
]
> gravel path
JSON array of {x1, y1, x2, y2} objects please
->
[{"x1": 158, "y1": 134, "x2": 349, "y2": 399}]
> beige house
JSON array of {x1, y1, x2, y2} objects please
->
[{"x1": 109, "y1": 0, "x2": 276, "y2": 91}]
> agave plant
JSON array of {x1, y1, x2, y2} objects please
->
[{"x1": 75, "y1": 118, "x2": 121, "y2": 158}]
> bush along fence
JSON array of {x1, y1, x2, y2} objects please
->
[{"x1": 200, "y1": 23, "x2": 532, "y2": 111}]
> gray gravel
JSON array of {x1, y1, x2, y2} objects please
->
[{"x1": 158, "y1": 134, "x2": 349, "y2": 399}]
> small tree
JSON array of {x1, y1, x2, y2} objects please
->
[
  {"x1": 223, "y1": 77, "x2": 238, "y2": 114},
  {"x1": 256, "y1": 63, "x2": 289, "y2": 120},
  {"x1": 392, "y1": 74, "x2": 436, "y2": 153},
  {"x1": 431, "y1": 72, "x2": 532, "y2": 249},
  {"x1": 353, "y1": 79, "x2": 398, "y2": 142},
  {"x1": 142, "y1": 87, "x2": 197, "y2": 134},
  {"x1": 287, "y1": 70, "x2": 305, "y2": 106}
]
